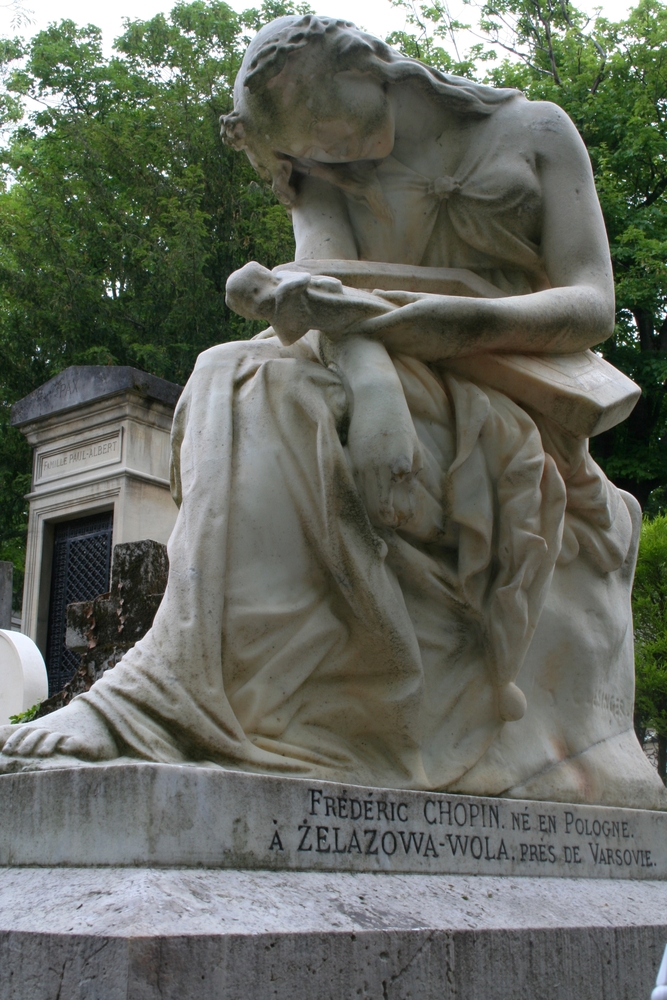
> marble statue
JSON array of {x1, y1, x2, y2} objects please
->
[{"x1": 1, "y1": 15, "x2": 665, "y2": 810}]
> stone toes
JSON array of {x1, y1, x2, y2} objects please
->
[
  {"x1": 0, "y1": 725, "x2": 16, "y2": 751},
  {"x1": 391, "y1": 457, "x2": 412, "y2": 480},
  {"x1": 6, "y1": 728, "x2": 45, "y2": 756},
  {"x1": 36, "y1": 731, "x2": 64, "y2": 756},
  {"x1": 1, "y1": 729, "x2": 26, "y2": 755}
]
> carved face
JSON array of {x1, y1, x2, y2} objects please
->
[{"x1": 252, "y1": 47, "x2": 395, "y2": 163}]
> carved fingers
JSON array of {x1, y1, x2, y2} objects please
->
[
  {"x1": 348, "y1": 425, "x2": 424, "y2": 529},
  {"x1": 1, "y1": 725, "x2": 70, "y2": 757}
]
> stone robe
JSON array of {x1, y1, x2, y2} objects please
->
[{"x1": 81, "y1": 104, "x2": 665, "y2": 807}]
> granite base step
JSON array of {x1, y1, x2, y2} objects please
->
[{"x1": 0, "y1": 867, "x2": 666, "y2": 1000}]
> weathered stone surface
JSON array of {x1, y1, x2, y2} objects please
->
[
  {"x1": 10, "y1": 365, "x2": 182, "y2": 427},
  {"x1": 2, "y1": 18, "x2": 666, "y2": 820},
  {"x1": 0, "y1": 866, "x2": 665, "y2": 1000},
  {"x1": 15, "y1": 368, "x2": 179, "y2": 653},
  {"x1": 37, "y1": 540, "x2": 168, "y2": 717},
  {"x1": 0, "y1": 763, "x2": 665, "y2": 877},
  {"x1": 239, "y1": 262, "x2": 640, "y2": 440}
]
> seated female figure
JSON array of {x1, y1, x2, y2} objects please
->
[{"x1": 1, "y1": 15, "x2": 664, "y2": 809}]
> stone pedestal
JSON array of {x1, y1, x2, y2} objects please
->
[
  {"x1": 11, "y1": 366, "x2": 181, "y2": 655},
  {"x1": 1, "y1": 764, "x2": 666, "y2": 877},
  {"x1": 1, "y1": 765, "x2": 665, "y2": 998},
  {"x1": 0, "y1": 867, "x2": 665, "y2": 999}
]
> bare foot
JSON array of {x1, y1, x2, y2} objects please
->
[{"x1": 0, "y1": 699, "x2": 118, "y2": 770}]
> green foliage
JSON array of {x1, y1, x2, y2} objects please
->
[
  {"x1": 0, "y1": 1, "x2": 301, "y2": 604},
  {"x1": 8, "y1": 702, "x2": 40, "y2": 724},
  {"x1": 633, "y1": 515, "x2": 667, "y2": 780},
  {"x1": 386, "y1": 0, "x2": 487, "y2": 77}
]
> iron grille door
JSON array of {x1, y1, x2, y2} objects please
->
[{"x1": 45, "y1": 511, "x2": 113, "y2": 695}]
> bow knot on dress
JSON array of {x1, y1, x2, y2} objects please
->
[{"x1": 428, "y1": 175, "x2": 461, "y2": 199}]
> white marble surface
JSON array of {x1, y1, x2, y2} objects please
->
[
  {"x1": 0, "y1": 763, "x2": 665, "y2": 877},
  {"x1": 654, "y1": 947, "x2": 667, "y2": 1000},
  {"x1": 1, "y1": 866, "x2": 666, "y2": 936},
  {"x1": 0, "y1": 16, "x2": 665, "y2": 815},
  {"x1": 0, "y1": 630, "x2": 47, "y2": 725}
]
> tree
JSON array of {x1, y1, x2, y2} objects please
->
[
  {"x1": 0, "y1": 1, "x2": 302, "y2": 605},
  {"x1": 633, "y1": 514, "x2": 667, "y2": 784}
]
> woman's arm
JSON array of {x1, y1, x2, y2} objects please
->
[
  {"x1": 325, "y1": 104, "x2": 616, "y2": 361},
  {"x1": 291, "y1": 175, "x2": 421, "y2": 527},
  {"x1": 292, "y1": 174, "x2": 359, "y2": 261}
]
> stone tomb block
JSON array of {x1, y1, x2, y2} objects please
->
[
  {"x1": 11, "y1": 366, "x2": 181, "y2": 671},
  {"x1": 1, "y1": 867, "x2": 666, "y2": 1000},
  {"x1": 0, "y1": 763, "x2": 665, "y2": 878}
]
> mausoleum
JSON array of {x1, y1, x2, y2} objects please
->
[{"x1": 11, "y1": 365, "x2": 180, "y2": 694}]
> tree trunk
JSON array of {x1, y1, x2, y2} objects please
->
[
  {"x1": 659, "y1": 316, "x2": 667, "y2": 353},
  {"x1": 633, "y1": 307, "x2": 657, "y2": 352},
  {"x1": 659, "y1": 734, "x2": 667, "y2": 787}
]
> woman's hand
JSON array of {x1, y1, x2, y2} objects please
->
[
  {"x1": 345, "y1": 395, "x2": 423, "y2": 529},
  {"x1": 349, "y1": 291, "x2": 468, "y2": 359},
  {"x1": 276, "y1": 277, "x2": 396, "y2": 344},
  {"x1": 321, "y1": 332, "x2": 423, "y2": 529},
  {"x1": 270, "y1": 271, "x2": 319, "y2": 344},
  {"x1": 226, "y1": 262, "x2": 399, "y2": 346}
]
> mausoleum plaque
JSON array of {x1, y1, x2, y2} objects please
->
[
  {"x1": 36, "y1": 431, "x2": 122, "y2": 482},
  {"x1": 0, "y1": 765, "x2": 664, "y2": 878}
]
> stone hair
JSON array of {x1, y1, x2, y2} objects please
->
[{"x1": 220, "y1": 15, "x2": 520, "y2": 209}]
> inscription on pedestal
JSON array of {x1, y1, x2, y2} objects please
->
[
  {"x1": 1, "y1": 765, "x2": 665, "y2": 877},
  {"x1": 251, "y1": 779, "x2": 667, "y2": 879},
  {"x1": 36, "y1": 431, "x2": 122, "y2": 481}
]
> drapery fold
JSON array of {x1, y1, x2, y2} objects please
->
[{"x1": 81, "y1": 335, "x2": 634, "y2": 789}]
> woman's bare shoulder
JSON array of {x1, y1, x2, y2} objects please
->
[{"x1": 512, "y1": 97, "x2": 588, "y2": 162}]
